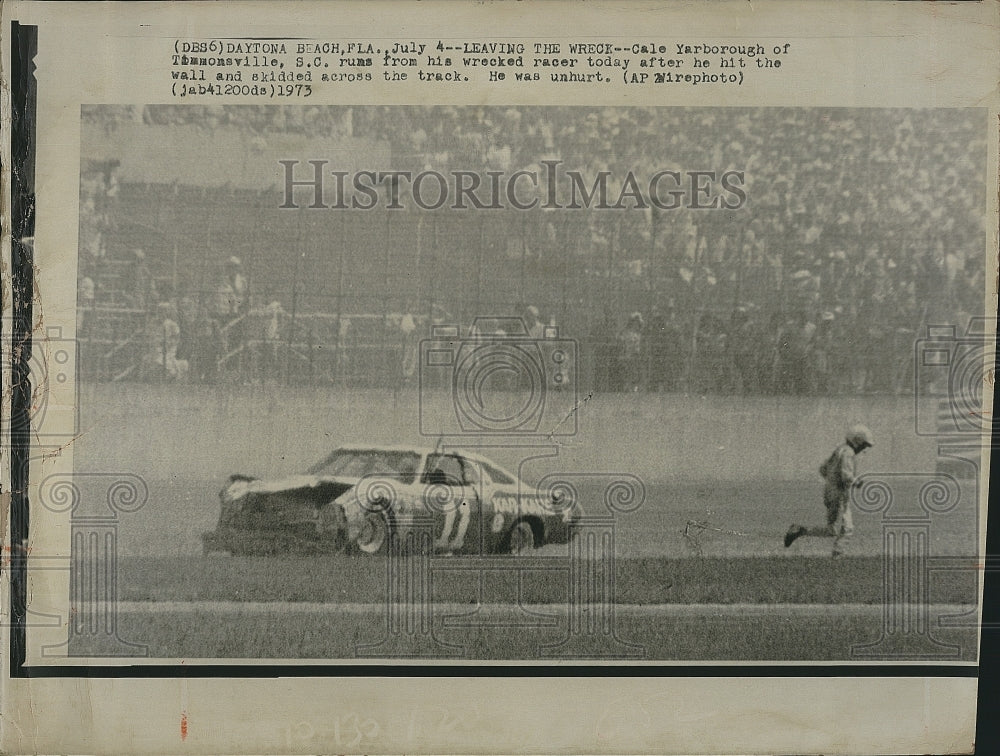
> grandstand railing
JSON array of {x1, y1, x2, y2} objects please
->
[
  {"x1": 76, "y1": 304, "x2": 920, "y2": 395},
  {"x1": 75, "y1": 173, "x2": 967, "y2": 394}
]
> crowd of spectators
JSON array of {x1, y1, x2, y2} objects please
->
[
  {"x1": 83, "y1": 104, "x2": 353, "y2": 139},
  {"x1": 78, "y1": 105, "x2": 986, "y2": 393},
  {"x1": 591, "y1": 301, "x2": 913, "y2": 395}
]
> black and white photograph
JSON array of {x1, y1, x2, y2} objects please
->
[
  {"x1": 66, "y1": 103, "x2": 989, "y2": 661},
  {"x1": 4, "y1": 2, "x2": 998, "y2": 754}
]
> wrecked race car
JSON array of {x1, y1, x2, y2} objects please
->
[{"x1": 202, "y1": 445, "x2": 582, "y2": 556}]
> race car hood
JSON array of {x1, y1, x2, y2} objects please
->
[
  {"x1": 240, "y1": 474, "x2": 356, "y2": 495},
  {"x1": 221, "y1": 473, "x2": 360, "y2": 504}
]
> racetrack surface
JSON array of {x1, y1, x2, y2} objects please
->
[
  {"x1": 61, "y1": 388, "x2": 983, "y2": 660},
  {"x1": 62, "y1": 476, "x2": 982, "y2": 661},
  {"x1": 61, "y1": 474, "x2": 981, "y2": 660},
  {"x1": 86, "y1": 476, "x2": 978, "y2": 559}
]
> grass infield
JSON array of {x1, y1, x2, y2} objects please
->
[
  {"x1": 69, "y1": 556, "x2": 980, "y2": 660},
  {"x1": 110, "y1": 555, "x2": 979, "y2": 606},
  {"x1": 68, "y1": 609, "x2": 979, "y2": 661}
]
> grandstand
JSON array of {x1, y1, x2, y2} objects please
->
[{"x1": 77, "y1": 105, "x2": 987, "y2": 393}]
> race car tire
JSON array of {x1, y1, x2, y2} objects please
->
[
  {"x1": 506, "y1": 519, "x2": 537, "y2": 555},
  {"x1": 317, "y1": 504, "x2": 348, "y2": 553},
  {"x1": 356, "y1": 510, "x2": 393, "y2": 555}
]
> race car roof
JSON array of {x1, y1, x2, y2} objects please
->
[{"x1": 333, "y1": 444, "x2": 521, "y2": 481}]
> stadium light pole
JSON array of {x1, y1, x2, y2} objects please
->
[
  {"x1": 649, "y1": 208, "x2": 658, "y2": 309},
  {"x1": 476, "y1": 212, "x2": 485, "y2": 321},
  {"x1": 524, "y1": 207, "x2": 530, "y2": 313},
  {"x1": 334, "y1": 210, "x2": 346, "y2": 389},
  {"x1": 171, "y1": 241, "x2": 178, "y2": 307},
  {"x1": 285, "y1": 210, "x2": 304, "y2": 386},
  {"x1": 384, "y1": 208, "x2": 393, "y2": 397},
  {"x1": 560, "y1": 212, "x2": 568, "y2": 326},
  {"x1": 427, "y1": 213, "x2": 439, "y2": 357},
  {"x1": 734, "y1": 225, "x2": 747, "y2": 310}
]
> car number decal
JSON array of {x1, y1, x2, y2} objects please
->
[{"x1": 435, "y1": 499, "x2": 472, "y2": 551}]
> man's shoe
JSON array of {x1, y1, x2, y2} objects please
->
[{"x1": 784, "y1": 524, "x2": 807, "y2": 548}]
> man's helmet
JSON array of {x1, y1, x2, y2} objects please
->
[{"x1": 846, "y1": 424, "x2": 874, "y2": 449}]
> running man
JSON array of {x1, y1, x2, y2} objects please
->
[{"x1": 784, "y1": 424, "x2": 874, "y2": 557}]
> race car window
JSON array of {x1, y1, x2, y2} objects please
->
[
  {"x1": 459, "y1": 458, "x2": 480, "y2": 486},
  {"x1": 481, "y1": 462, "x2": 515, "y2": 485},
  {"x1": 421, "y1": 454, "x2": 465, "y2": 486}
]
